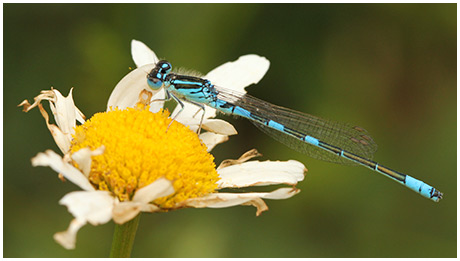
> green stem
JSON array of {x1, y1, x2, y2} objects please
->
[{"x1": 109, "y1": 214, "x2": 141, "y2": 258}]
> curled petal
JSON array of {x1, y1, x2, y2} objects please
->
[
  {"x1": 199, "y1": 132, "x2": 229, "y2": 152},
  {"x1": 107, "y1": 64, "x2": 164, "y2": 111},
  {"x1": 32, "y1": 150, "x2": 95, "y2": 191},
  {"x1": 217, "y1": 160, "x2": 306, "y2": 188},
  {"x1": 131, "y1": 39, "x2": 159, "y2": 67},
  {"x1": 205, "y1": 54, "x2": 270, "y2": 93},
  {"x1": 218, "y1": 149, "x2": 262, "y2": 169},
  {"x1": 260, "y1": 187, "x2": 301, "y2": 200},
  {"x1": 19, "y1": 89, "x2": 84, "y2": 153},
  {"x1": 53, "y1": 218, "x2": 86, "y2": 249},
  {"x1": 49, "y1": 88, "x2": 85, "y2": 133},
  {"x1": 70, "y1": 146, "x2": 105, "y2": 177},
  {"x1": 19, "y1": 89, "x2": 84, "y2": 125},
  {"x1": 182, "y1": 187, "x2": 300, "y2": 216},
  {"x1": 37, "y1": 103, "x2": 72, "y2": 154},
  {"x1": 241, "y1": 198, "x2": 268, "y2": 216}
]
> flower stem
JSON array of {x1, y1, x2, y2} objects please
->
[{"x1": 109, "y1": 214, "x2": 141, "y2": 258}]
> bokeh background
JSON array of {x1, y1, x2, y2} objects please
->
[{"x1": 4, "y1": 3, "x2": 456, "y2": 258}]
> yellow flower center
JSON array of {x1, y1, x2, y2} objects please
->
[{"x1": 70, "y1": 105, "x2": 219, "y2": 208}]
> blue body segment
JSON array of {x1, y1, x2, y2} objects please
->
[
  {"x1": 147, "y1": 60, "x2": 443, "y2": 202},
  {"x1": 268, "y1": 120, "x2": 285, "y2": 131},
  {"x1": 405, "y1": 176, "x2": 438, "y2": 200},
  {"x1": 232, "y1": 106, "x2": 251, "y2": 118},
  {"x1": 304, "y1": 136, "x2": 320, "y2": 146}
]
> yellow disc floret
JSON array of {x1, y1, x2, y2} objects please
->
[{"x1": 70, "y1": 106, "x2": 219, "y2": 208}]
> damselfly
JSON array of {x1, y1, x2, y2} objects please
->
[{"x1": 146, "y1": 59, "x2": 443, "y2": 202}]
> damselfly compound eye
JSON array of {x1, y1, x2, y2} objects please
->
[{"x1": 147, "y1": 73, "x2": 163, "y2": 89}]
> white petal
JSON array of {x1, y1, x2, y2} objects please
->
[
  {"x1": 31, "y1": 150, "x2": 95, "y2": 191},
  {"x1": 217, "y1": 160, "x2": 306, "y2": 188},
  {"x1": 170, "y1": 102, "x2": 236, "y2": 135},
  {"x1": 202, "y1": 119, "x2": 238, "y2": 135},
  {"x1": 131, "y1": 39, "x2": 159, "y2": 67},
  {"x1": 199, "y1": 132, "x2": 229, "y2": 152},
  {"x1": 107, "y1": 64, "x2": 165, "y2": 111},
  {"x1": 174, "y1": 117, "x2": 237, "y2": 136},
  {"x1": 70, "y1": 146, "x2": 105, "y2": 177},
  {"x1": 53, "y1": 218, "x2": 86, "y2": 249},
  {"x1": 205, "y1": 54, "x2": 270, "y2": 93},
  {"x1": 59, "y1": 190, "x2": 115, "y2": 225},
  {"x1": 132, "y1": 177, "x2": 175, "y2": 204},
  {"x1": 171, "y1": 101, "x2": 217, "y2": 123}
]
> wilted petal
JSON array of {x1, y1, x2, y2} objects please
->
[
  {"x1": 241, "y1": 198, "x2": 268, "y2": 216},
  {"x1": 70, "y1": 146, "x2": 105, "y2": 177},
  {"x1": 218, "y1": 149, "x2": 262, "y2": 169},
  {"x1": 53, "y1": 218, "x2": 86, "y2": 249},
  {"x1": 131, "y1": 39, "x2": 159, "y2": 67},
  {"x1": 199, "y1": 132, "x2": 228, "y2": 152},
  {"x1": 182, "y1": 187, "x2": 299, "y2": 215},
  {"x1": 32, "y1": 150, "x2": 95, "y2": 191},
  {"x1": 19, "y1": 89, "x2": 85, "y2": 125},
  {"x1": 37, "y1": 103, "x2": 72, "y2": 154},
  {"x1": 205, "y1": 54, "x2": 270, "y2": 93},
  {"x1": 20, "y1": 89, "x2": 84, "y2": 153},
  {"x1": 107, "y1": 64, "x2": 164, "y2": 111},
  {"x1": 217, "y1": 160, "x2": 306, "y2": 188},
  {"x1": 259, "y1": 187, "x2": 301, "y2": 200},
  {"x1": 50, "y1": 88, "x2": 85, "y2": 134},
  {"x1": 59, "y1": 190, "x2": 115, "y2": 225}
]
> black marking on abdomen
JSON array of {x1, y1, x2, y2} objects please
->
[
  {"x1": 319, "y1": 140, "x2": 407, "y2": 183},
  {"x1": 249, "y1": 113, "x2": 269, "y2": 124},
  {"x1": 283, "y1": 127, "x2": 307, "y2": 139}
]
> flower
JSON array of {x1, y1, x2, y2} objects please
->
[{"x1": 19, "y1": 40, "x2": 306, "y2": 250}]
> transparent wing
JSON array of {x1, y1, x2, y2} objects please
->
[{"x1": 214, "y1": 86, "x2": 378, "y2": 165}]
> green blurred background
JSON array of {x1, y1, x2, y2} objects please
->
[{"x1": 4, "y1": 3, "x2": 456, "y2": 258}]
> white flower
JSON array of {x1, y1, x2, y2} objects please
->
[{"x1": 19, "y1": 40, "x2": 306, "y2": 250}]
